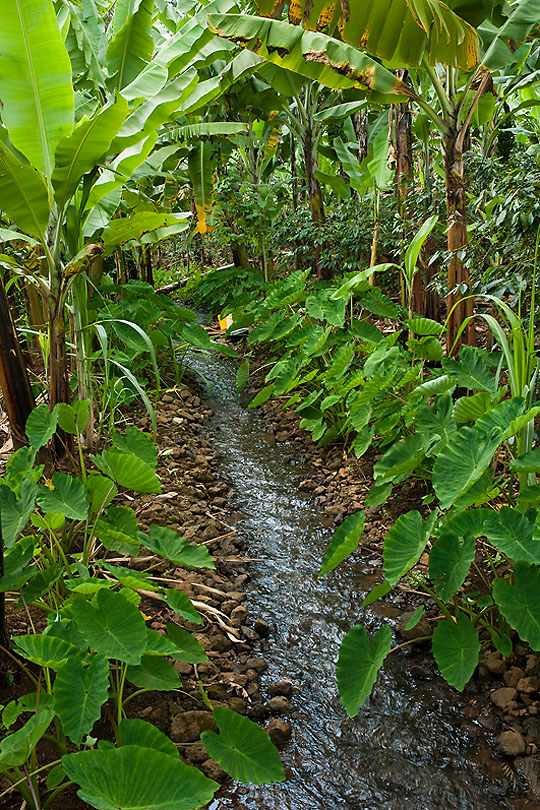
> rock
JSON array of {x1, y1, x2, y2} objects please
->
[
  {"x1": 486, "y1": 653, "x2": 508, "y2": 676},
  {"x1": 249, "y1": 703, "x2": 270, "y2": 720},
  {"x1": 498, "y1": 730, "x2": 526, "y2": 757},
  {"x1": 398, "y1": 612, "x2": 431, "y2": 642},
  {"x1": 246, "y1": 657, "x2": 268, "y2": 673},
  {"x1": 170, "y1": 711, "x2": 217, "y2": 743},
  {"x1": 490, "y1": 687, "x2": 517, "y2": 710},
  {"x1": 200, "y1": 759, "x2": 228, "y2": 782},
  {"x1": 184, "y1": 743, "x2": 208, "y2": 765},
  {"x1": 254, "y1": 618, "x2": 270, "y2": 637},
  {"x1": 230, "y1": 606, "x2": 248, "y2": 628},
  {"x1": 266, "y1": 718, "x2": 292, "y2": 745},
  {"x1": 517, "y1": 676, "x2": 540, "y2": 694},
  {"x1": 504, "y1": 667, "x2": 525, "y2": 688},
  {"x1": 267, "y1": 680, "x2": 294, "y2": 698},
  {"x1": 227, "y1": 697, "x2": 248, "y2": 714},
  {"x1": 173, "y1": 661, "x2": 192, "y2": 677},
  {"x1": 267, "y1": 696, "x2": 290, "y2": 714},
  {"x1": 275, "y1": 431, "x2": 290, "y2": 442}
]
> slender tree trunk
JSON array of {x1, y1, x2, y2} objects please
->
[
  {"x1": 49, "y1": 271, "x2": 72, "y2": 456},
  {"x1": 0, "y1": 275, "x2": 35, "y2": 448},
  {"x1": 443, "y1": 131, "x2": 475, "y2": 353},
  {"x1": 290, "y1": 132, "x2": 298, "y2": 213},
  {"x1": 302, "y1": 124, "x2": 331, "y2": 280}
]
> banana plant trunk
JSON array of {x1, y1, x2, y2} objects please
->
[
  {"x1": 49, "y1": 272, "x2": 72, "y2": 456},
  {"x1": 0, "y1": 274, "x2": 36, "y2": 448},
  {"x1": 443, "y1": 131, "x2": 475, "y2": 353},
  {"x1": 301, "y1": 125, "x2": 331, "y2": 280}
]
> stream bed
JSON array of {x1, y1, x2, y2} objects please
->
[{"x1": 187, "y1": 351, "x2": 532, "y2": 810}]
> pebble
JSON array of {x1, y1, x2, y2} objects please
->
[
  {"x1": 266, "y1": 718, "x2": 292, "y2": 745},
  {"x1": 504, "y1": 667, "x2": 525, "y2": 688},
  {"x1": 486, "y1": 653, "x2": 508, "y2": 676},
  {"x1": 267, "y1": 680, "x2": 294, "y2": 697},
  {"x1": 490, "y1": 687, "x2": 517, "y2": 709},
  {"x1": 254, "y1": 618, "x2": 270, "y2": 637},
  {"x1": 246, "y1": 656, "x2": 268, "y2": 673},
  {"x1": 170, "y1": 710, "x2": 217, "y2": 743},
  {"x1": 498, "y1": 730, "x2": 526, "y2": 757},
  {"x1": 517, "y1": 676, "x2": 540, "y2": 694},
  {"x1": 267, "y1": 696, "x2": 290, "y2": 714}
]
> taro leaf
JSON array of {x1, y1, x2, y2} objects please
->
[
  {"x1": 415, "y1": 394, "x2": 456, "y2": 457},
  {"x1": 404, "y1": 605, "x2": 425, "y2": 631},
  {"x1": 490, "y1": 627, "x2": 513, "y2": 658},
  {"x1": 0, "y1": 536, "x2": 36, "y2": 592},
  {"x1": 432, "y1": 426, "x2": 502, "y2": 510},
  {"x1": 510, "y1": 447, "x2": 540, "y2": 474},
  {"x1": 493, "y1": 563, "x2": 540, "y2": 650},
  {"x1": 118, "y1": 719, "x2": 178, "y2": 758},
  {"x1": 85, "y1": 475, "x2": 117, "y2": 514},
  {"x1": 248, "y1": 384, "x2": 274, "y2": 409},
  {"x1": 319, "y1": 511, "x2": 365, "y2": 577},
  {"x1": 201, "y1": 707, "x2": 284, "y2": 785},
  {"x1": 14, "y1": 634, "x2": 86, "y2": 670},
  {"x1": 364, "y1": 481, "x2": 392, "y2": 508},
  {"x1": 441, "y1": 346, "x2": 496, "y2": 393},
  {"x1": 54, "y1": 654, "x2": 109, "y2": 745},
  {"x1": 452, "y1": 471, "x2": 500, "y2": 511},
  {"x1": 97, "y1": 506, "x2": 140, "y2": 554},
  {"x1": 373, "y1": 435, "x2": 424, "y2": 484},
  {"x1": 452, "y1": 392, "x2": 492, "y2": 424},
  {"x1": 19, "y1": 563, "x2": 62, "y2": 606},
  {"x1": 145, "y1": 628, "x2": 179, "y2": 656},
  {"x1": 383, "y1": 511, "x2": 435, "y2": 586},
  {"x1": 57, "y1": 401, "x2": 90, "y2": 435},
  {"x1": 0, "y1": 708, "x2": 56, "y2": 769},
  {"x1": 484, "y1": 507, "x2": 540, "y2": 564},
  {"x1": 163, "y1": 588, "x2": 203, "y2": 624},
  {"x1": 407, "y1": 317, "x2": 442, "y2": 336},
  {"x1": 37, "y1": 473, "x2": 88, "y2": 521},
  {"x1": 126, "y1": 654, "x2": 181, "y2": 690},
  {"x1": 25, "y1": 403, "x2": 58, "y2": 449},
  {"x1": 429, "y1": 535, "x2": 475, "y2": 601},
  {"x1": 362, "y1": 580, "x2": 392, "y2": 607},
  {"x1": 92, "y1": 450, "x2": 161, "y2": 494},
  {"x1": 71, "y1": 588, "x2": 147, "y2": 664},
  {"x1": 62, "y1": 746, "x2": 219, "y2": 810},
  {"x1": 236, "y1": 360, "x2": 250, "y2": 393},
  {"x1": 0, "y1": 478, "x2": 38, "y2": 546},
  {"x1": 166, "y1": 623, "x2": 208, "y2": 664},
  {"x1": 337, "y1": 624, "x2": 392, "y2": 717},
  {"x1": 432, "y1": 614, "x2": 480, "y2": 691},
  {"x1": 112, "y1": 426, "x2": 157, "y2": 469},
  {"x1": 479, "y1": 397, "x2": 524, "y2": 437},
  {"x1": 141, "y1": 525, "x2": 214, "y2": 568}
]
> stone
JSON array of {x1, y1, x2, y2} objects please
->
[
  {"x1": 490, "y1": 687, "x2": 517, "y2": 710},
  {"x1": 254, "y1": 618, "x2": 270, "y2": 637},
  {"x1": 170, "y1": 711, "x2": 217, "y2": 743},
  {"x1": 184, "y1": 743, "x2": 207, "y2": 765},
  {"x1": 246, "y1": 657, "x2": 268, "y2": 673},
  {"x1": 200, "y1": 760, "x2": 228, "y2": 782},
  {"x1": 504, "y1": 667, "x2": 525, "y2": 688},
  {"x1": 517, "y1": 676, "x2": 540, "y2": 694},
  {"x1": 267, "y1": 696, "x2": 290, "y2": 714},
  {"x1": 498, "y1": 730, "x2": 526, "y2": 757},
  {"x1": 267, "y1": 680, "x2": 294, "y2": 698},
  {"x1": 485, "y1": 653, "x2": 508, "y2": 676},
  {"x1": 266, "y1": 718, "x2": 292, "y2": 745}
]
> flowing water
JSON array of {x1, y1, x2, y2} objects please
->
[{"x1": 186, "y1": 351, "x2": 532, "y2": 810}]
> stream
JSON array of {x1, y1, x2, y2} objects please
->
[{"x1": 186, "y1": 351, "x2": 532, "y2": 810}]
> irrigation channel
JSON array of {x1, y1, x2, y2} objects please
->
[{"x1": 185, "y1": 350, "x2": 532, "y2": 810}]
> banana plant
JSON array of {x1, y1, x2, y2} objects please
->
[{"x1": 208, "y1": 0, "x2": 540, "y2": 352}]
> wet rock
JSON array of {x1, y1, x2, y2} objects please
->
[
  {"x1": 267, "y1": 680, "x2": 294, "y2": 697},
  {"x1": 275, "y1": 431, "x2": 290, "y2": 442},
  {"x1": 246, "y1": 656, "x2": 268, "y2": 673},
  {"x1": 170, "y1": 711, "x2": 217, "y2": 743},
  {"x1": 490, "y1": 687, "x2": 517, "y2": 709},
  {"x1": 227, "y1": 697, "x2": 248, "y2": 714},
  {"x1": 486, "y1": 653, "x2": 508, "y2": 676},
  {"x1": 266, "y1": 718, "x2": 292, "y2": 745},
  {"x1": 498, "y1": 730, "x2": 526, "y2": 757},
  {"x1": 517, "y1": 677, "x2": 540, "y2": 694},
  {"x1": 254, "y1": 618, "x2": 270, "y2": 637},
  {"x1": 398, "y1": 612, "x2": 432, "y2": 642},
  {"x1": 267, "y1": 696, "x2": 290, "y2": 714},
  {"x1": 504, "y1": 667, "x2": 525, "y2": 688},
  {"x1": 249, "y1": 703, "x2": 270, "y2": 720}
]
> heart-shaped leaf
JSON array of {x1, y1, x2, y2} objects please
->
[
  {"x1": 319, "y1": 510, "x2": 365, "y2": 577},
  {"x1": 166, "y1": 623, "x2": 208, "y2": 664},
  {"x1": 432, "y1": 614, "x2": 480, "y2": 691},
  {"x1": 71, "y1": 588, "x2": 147, "y2": 664},
  {"x1": 484, "y1": 507, "x2": 540, "y2": 564},
  {"x1": 383, "y1": 511, "x2": 435, "y2": 586},
  {"x1": 493, "y1": 563, "x2": 540, "y2": 650},
  {"x1": 118, "y1": 719, "x2": 178, "y2": 758},
  {"x1": 201, "y1": 707, "x2": 284, "y2": 785},
  {"x1": 54, "y1": 654, "x2": 109, "y2": 745},
  {"x1": 26, "y1": 404, "x2": 59, "y2": 449},
  {"x1": 337, "y1": 624, "x2": 392, "y2": 717},
  {"x1": 38, "y1": 473, "x2": 88, "y2": 521},
  {"x1": 126, "y1": 655, "x2": 181, "y2": 691},
  {"x1": 0, "y1": 478, "x2": 38, "y2": 546},
  {"x1": 92, "y1": 450, "x2": 161, "y2": 494}
]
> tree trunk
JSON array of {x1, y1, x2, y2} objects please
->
[
  {"x1": 443, "y1": 132, "x2": 475, "y2": 353},
  {"x1": 0, "y1": 275, "x2": 36, "y2": 448},
  {"x1": 302, "y1": 124, "x2": 331, "y2": 280},
  {"x1": 290, "y1": 132, "x2": 298, "y2": 213},
  {"x1": 49, "y1": 290, "x2": 72, "y2": 456}
]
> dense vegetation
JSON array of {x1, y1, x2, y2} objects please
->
[{"x1": 0, "y1": 0, "x2": 539, "y2": 806}]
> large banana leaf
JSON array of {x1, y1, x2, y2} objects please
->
[
  {"x1": 0, "y1": 139, "x2": 50, "y2": 241},
  {"x1": 53, "y1": 96, "x2": 129, "y2": 210},
  {"x1": 480, "y1": 0, "x2": 540, "y2": 68},
  {"x1": 207, "y1": 14, "x2": 410, "y2": 103},
  {"x1": 188, "y1": 141, "x2": 216, "y2": 234},
  {"x1": 0, "y1": 0, "x2": 74, "y2": 179},
  {"x1": 256, "y1": 0, "x2": 478, "y2": 69},
  {"x1": 106, "y1": 0, "x2": 155, "y2": 89}
]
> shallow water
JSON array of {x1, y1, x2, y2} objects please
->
[{"x1": 187, "y1": 351, "x2": 530, "y2": 810}]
